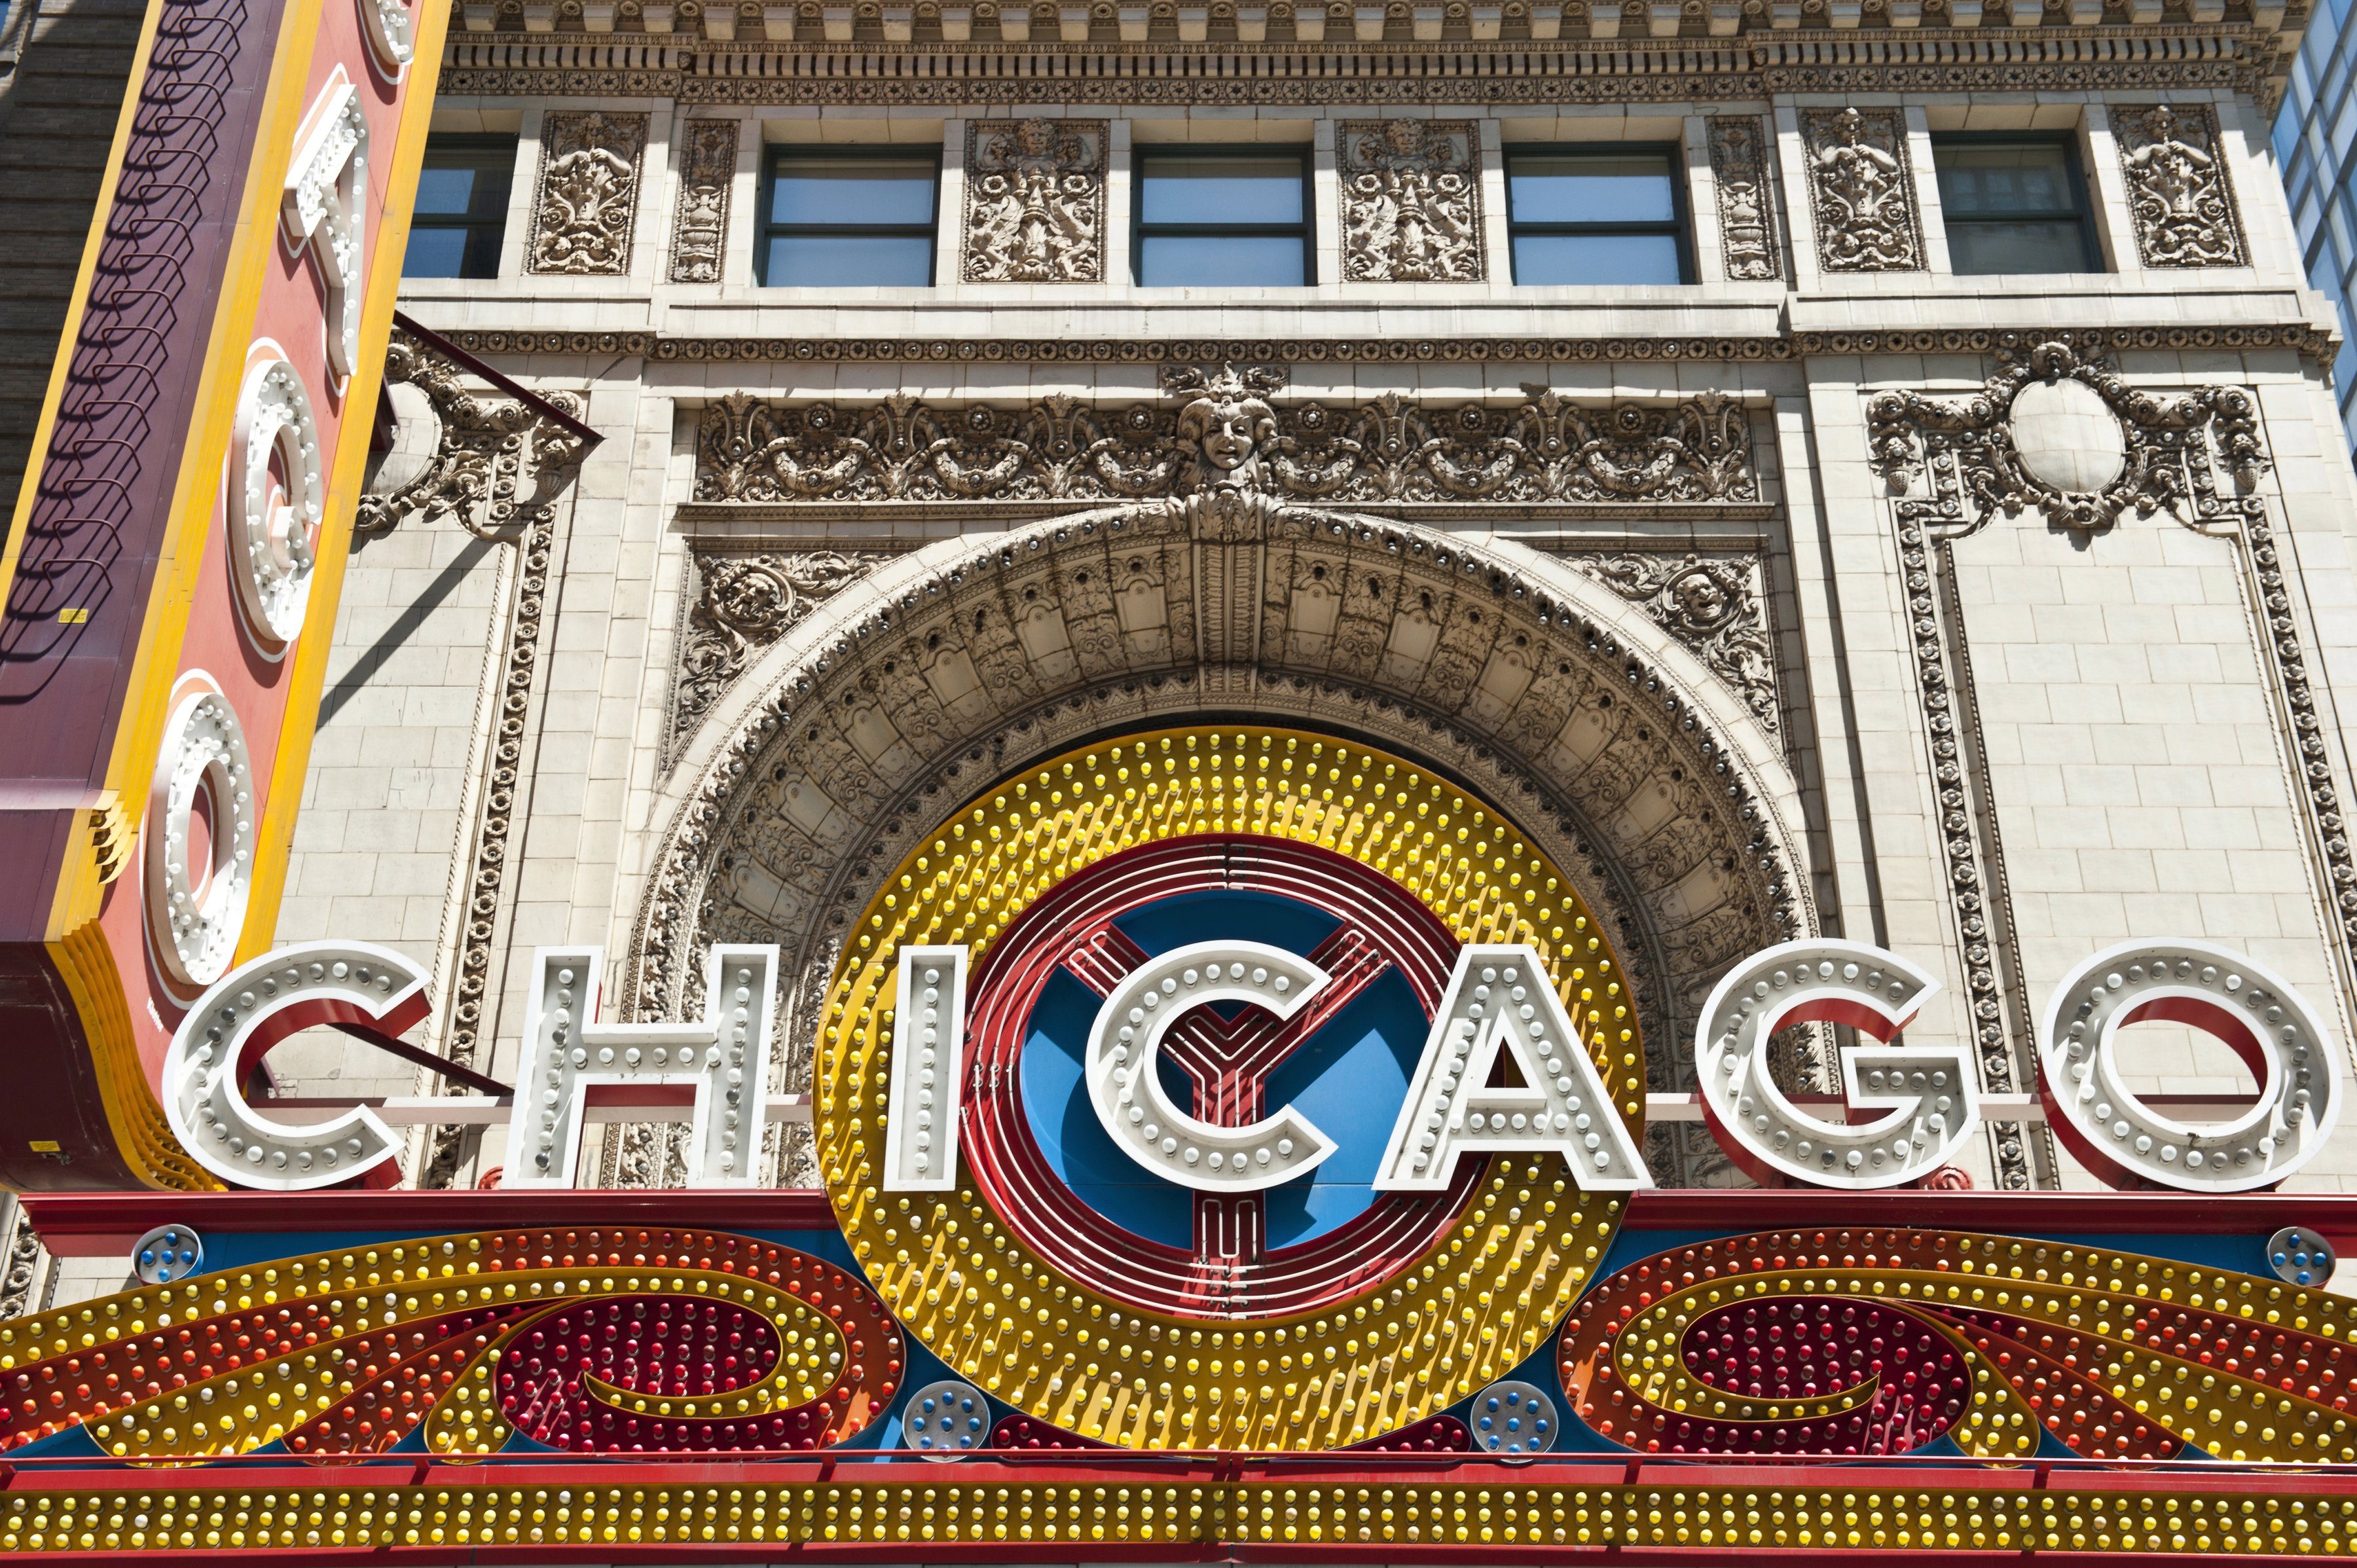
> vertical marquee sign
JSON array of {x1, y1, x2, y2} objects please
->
[{"x1": 0, "y1": 0, "x2": 448, "y2": 1189}]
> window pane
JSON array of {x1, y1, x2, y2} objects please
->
[
  {"x1": 1511, "y1": 231, "x2": 1683, "y2": 285},
  {"x1": 1945, "y1": 219, "x2": 2093, "y2": 275},
  {"x1": 1935, "y1": 144, "x2": 2077, "y2": 216},
  {"x1": 769, "y1": 158, "x2": 938, "y2": 227},
  {"x1": 764, "y1": 233, "x2": 935, "y2": 286},
  {"x1": 415, "y1": 164, "x2": 488, "y2": 217},
  {"x1": 1508, "y1": 155, "x2": 1675, "y2": 225},
  {"x1": 1137, "y1": 233, "x2": 1307, "y2": 285},
  {"x1": 403, "y1": 227, "x2": 473, "y2": 279},
  {"x1": 1138, "y1": 156, "x2": 1304, "y2": 225}
]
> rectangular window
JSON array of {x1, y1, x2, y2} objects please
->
[
  {"x1": 1133, "y1": 147, "x2": 1313, "y2": 286},
  {"x1": 1931, "y1": 136, "x2": 2102, "y2": 275},
  {"x1": 759, "y1": 147, "x2": 940, "y2": 287},
  {"x1": 1504, "y1": 145, "x2": 1691, "y2": 285},
  {"x1": 404, "y1": 135, "x2": 517, "y2": 280}
]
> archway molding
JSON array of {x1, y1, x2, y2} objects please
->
[{"x1": 630, "y1": 500, "x2": 1814, "y2": 1173}]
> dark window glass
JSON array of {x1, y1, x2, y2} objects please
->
[
  {"x1": 760, "y1": 149, "x2": 940, "y2": 287},
  {"x1": 403, "y1": 135, "x2": 517, "y2": 280},
  {"x1": 1504, "y1": 147, "x2": 1690, "y2": 285},
  {"x1": 1932, "y1": 137, "x2": 2101, "y2": 275},
  {"x1": 1134, "y1": 149, "x2": 1312, "y2": 285}
]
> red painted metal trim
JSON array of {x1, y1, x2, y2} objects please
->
[
  {"x1": 27, "y1": 1185, "x2": 2357, "y2": 1257},
  {"x1": 18, "y1": 1188, "x2": 843, "y2": 1253}
]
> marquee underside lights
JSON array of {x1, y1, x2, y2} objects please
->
[{"x1": 2038, "y1": 938, "x2": 2345, "y2": 1191}]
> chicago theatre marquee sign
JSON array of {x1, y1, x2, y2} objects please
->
[{"x1": 5, "y1": 721, "x2": 2357, "y2": 1558}]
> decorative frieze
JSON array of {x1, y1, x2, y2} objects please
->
[
  {"x1": 437, "y1": 31, "x2": 2264, "y2": 111},
  {"x1": 669, "y1": 118, "x2": 739, "y2": 283},
  {"x1": 1337, "y1": 119, "x2": 1483, "y2": 283},
  {"x1": 433, "y1": 323, "x2": 2343, "y2": 369},
  {"x1": 961, "y1": 119, "x2": 1106, "y2": 283},
  {"x1": 2113, "y1": 103, "x2": 2246, "y2": 269},
  {"x1": 692, "y1": 381, "x2": 1757, "y2": 509},
  {"x1": 527, "y1": 109, "x2": 649, "y2": 275},
  {"x1": 1706, "y1": 116, "x2": 1780, "y2": 282},
  {"x1": 1865, "y1": 337, "x2": 2265, "y2": 533},
  {"x1": 670, "y1": 550, "x2": 883, "y2": 757},
  {"x1": 1799, "y1": 107, "x2": 1923, "y2": 273}
]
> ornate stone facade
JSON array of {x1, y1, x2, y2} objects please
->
[
  {"x1": 961, "y1": 119, "x2": 1106, "y2": 283},
  {"x1": 291, "y1": 0, "x2": 2357, "y2": 1214},
  {"x1": 357, "y1": 331, "x2": 589, "y2": 539},
  {"x1": 691, "y1": 383, "x2": 1759, "y2": 511},
  {"x1": 2114, "y1": 103, "x2": 2246, "y2": 269},
  {"x1": 1799, "y1": 107, "x2": 1922, "y2": 273},
  {"x1": 526, "y1": 109, "x2": 648, "y2": 275},
  {"x1": 668, "y1": 118, "x2": 739, "y2": 283},
  {"x1": 1337, "y1": 119, "x2": 1483, "y2": 283},
  {"x1": 1706, "y1": 116, "x2": 1780, "y2": 282}
]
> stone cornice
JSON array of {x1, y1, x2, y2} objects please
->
[
  {"x1": 429, "y1": 322, "x2": 2337, "y2": 366},
  {"x1": 437, "y1": 21, "x2": 2288, "y2": 104}
]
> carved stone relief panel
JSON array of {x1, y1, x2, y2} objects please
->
[
  {"x1": 1799, "y1": 107, "x2": 1923, "y2": 272},
  {"x1": 1337, "y1": 119, "x2": 1484, "y2": 282},
  {"x1": 2113, "y1": 103, "x2": 2246, "y2": 268},
  {"x1": 961, "y1": 119, "x2": 1107, "y2": 282},
  {"x1": 669, "y1": 549, "x2": 886, "y2": 760},
  {"x1": 1571, "y1": 552, "x2": 1780, "y2": 735},
  {"x1": 669, "y1": 118, "x2": 739, "y2": 283},
  {"x1": 1706, "y1": 117, "x2": 1781, "y2": 282},
  {"x1": 691, "y1": 378, "x2": 1759, "y2": 509},
  {"x1": 527, "y1": 109, "x2": 649, "y2": 275}
]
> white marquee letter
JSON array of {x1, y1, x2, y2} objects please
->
[
  {"x1": 505, "y1": 944, "x2": 777, "y2": 1188},
  {"x1": 1694, "y1": 938, "x2": 1975, "y2": 1188},
  {"x1": 281, "y1": 73, "x2": 367, "y2": 380},
  {"x1": 1374, "y1": 945, "x2": 1650, "y2": 1193},
  {"x1": 164, "y1": 940, "x2": 428, "y2": 1190},
  {"x1": 228, "y1": 350, "x2": 321, "y2": 647},
  {"x1": 2037, "y1": 938, "x2": 2345, "y2": 1192},
  {"x1": 1085, "y1": 939, "x2": 1338, "y2": 1192},
  {"x1": 883, "y1": 945, "x2": 969, "y2": 1190}
]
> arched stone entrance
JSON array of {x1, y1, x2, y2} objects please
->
[{"x1": 632, "y1": 498, "x2": 1812, "y2": 1186}]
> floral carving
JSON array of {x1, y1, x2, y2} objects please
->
[
  {"x1": 962, "y1": 119, "x2": 1106, "y2": 282},
  {"x1": 691, "y1": 381, "x2": 1757, "y2": 508},
  {"x1": 669, "y1": 119, "x2": 738, "y2": 283},
  {"x1": 1706, "y1": 117, "x2": 1780, "y2": 282},
  {"x1": 1867, "y1": 337, "x2": 2265, "y2": 534},
  {"x1": 528, "y1": 110, "x2": 648, "y2": 274},
  {"x1": 1575, "y1": 553, "x2": 1779, "y2": 733},
  {"x1": 2115, "y1": 103, "x2": 2245, "y2": 268},
  {"x1": 1800, "y1": 107, "x2": 1922, "y2": 272},
  {"x1": 1338, "y1": 119, "x2": 1483, "y2": 282},
  {"x1": 670, "y1": 551, "x2": 883, "y2": 757}
]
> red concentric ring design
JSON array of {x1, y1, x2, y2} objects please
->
[{"x1": 961, "y1": 835, "x2": 1482, "y2": 1319}]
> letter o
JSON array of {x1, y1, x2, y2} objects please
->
[
  {"x1": 144, "y1": 680, "x2": 258, "y2": 989},
  {"x1": 2036, "y1": 938, "x2": 2346, "y2": 1192},
  {"x1": 229, "y1": 352, "x2": 321, "y2": 647}
]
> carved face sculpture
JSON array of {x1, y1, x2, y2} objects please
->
[
  {"x1": 1178, "y1": 388, "x2": 1277, "y2": 486},
  {"x1": 1014, "y1": 117, "x2": 1056, "y2": 159}
]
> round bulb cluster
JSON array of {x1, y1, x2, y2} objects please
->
[{"x1": 1562, "y1": 1226, "x2": 2357, "y2": 1466}]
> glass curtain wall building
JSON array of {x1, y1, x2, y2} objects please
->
[{"x1": 2277, "y1": 0, "x2": 2357, "y2": 458}]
